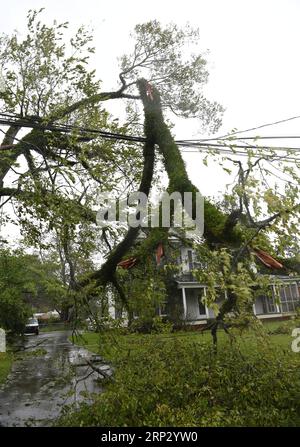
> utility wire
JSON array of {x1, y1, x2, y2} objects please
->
[
  {"x1": 192, "y1": 114, "x2": 300, "y2": 142},
  {"x1": 0, "y1": 112, "x2": 300, "y2": 161},
  {"x1": 177, "y1": 140, "x2": 300, "y2": 153},
  {"x1": 1, "y1": 111, "x2": 300, "y2": 148},
  {"x1": 2, "y1": 111, "x2": 300, "y2": 146},
  {"x1": 2, "y1": 111, "x2": 300, "y2": 143}
]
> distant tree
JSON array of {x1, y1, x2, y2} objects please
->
[
  {"x1": 0, "y1": 249, "x2": 38, "y2": 334},
  {"x1": 0, "y1": 247, "x2": 75, "y2": 333}
]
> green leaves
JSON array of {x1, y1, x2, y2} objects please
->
[
  {"x1": 0, "y1": 249, "x2": 34, "y2": 333},
  {"x1": 120, "y1": 20, "x2": 224, "y2": 132},
  {"x1": 59, "y1": 331, "x2": 300, "y2": 427},
  {"x1": 0, "y1": 9, "x2": 100, "y2": 117}
]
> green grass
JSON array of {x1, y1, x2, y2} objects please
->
[
  {"x1": 72, "y1": 319, "x2": 300, "y2": 363},
  {"x1": 0, "y1": 352, "x2": 13, "y2": 384},
  {"x1": 40, "y1": 322, "x2": 69, "y2": 332}
]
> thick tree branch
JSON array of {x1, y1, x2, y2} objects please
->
[
  {"x1": 136, "y1": 78, "x2": 241, "y2": 246},
  {"x1": 79, "y1": 102, "x2": 156, "y2": 290},
  {"x1": 47, "y1": 87, "x2": 132, "y2": 123}
]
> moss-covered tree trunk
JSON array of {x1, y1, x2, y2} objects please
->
[
  {"x1": 136, "y1": 79, "x2": 242, "y2": 247},
  {"x1": 77, "y1": 79, "x2": 244, "y2": 342}
]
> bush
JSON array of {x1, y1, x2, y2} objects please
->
[
  {"x1": 0, "y1": 289, "x2": 30, "y2": 335},
  {"x1": 266, "y1": 319, "x2": 300, "y2": 336},
  {"x1": 128, "y1": 316, "x2": 174, "y2": 334},
  {"x1": 59, "y1": 334, "x2": 300, "y2": 427},
  {"x1": 267, "y1": 322, "x2": 292, "y2": 335}
]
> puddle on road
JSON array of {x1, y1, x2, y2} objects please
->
[{"x1": 0, "y1": 332, "x2": 109, "y2": 427}]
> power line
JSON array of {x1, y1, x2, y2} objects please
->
[
  {"x1": 1, "y1": 111, "x2": 300, "y2": 150},
  {"x1": 177, "y1": 136, "x2": 300, "y2": 146},
  {"x1": 194, "y1": 114, "x2": 300, "y2": 142},
  {"x1": 2, "y1": 110, "x2": 300, "y2": 143},
  {"x1": 177, "y1": 140, "x2": 300, "y2": 153},
  {"x1": 0, "y1": 116, "x2": 145, "y2": 144},
  {"x1": 179, "y1": 148, "x2": 300, "y2": 162},
  {"x1": 224, "y1": 136, "x2": 300, "y2": 140},
  {"x1": 0, "y1": 112, "x2": 300, "y2": 161}
]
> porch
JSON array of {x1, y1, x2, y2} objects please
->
[
  {"x1": 177, "y1": 277, "x2": 300, "y2": 324},
  {"x1": 253, "y1": 280, "x2": 300, "y2": 319},
  {"x1": 177, "y1": 282, "x2": 220, "y2": 325}
]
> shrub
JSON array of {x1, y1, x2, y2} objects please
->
[
  {"x1": 0, "y1": 289, "x2": 30, "y2": 335},
  {"x1": 266, "y1": 319, "x2": 300, "y2": 336},
  {"x1": 129, "y1": 316, "x2": 173, "y2": 334},
  {"x1": 267, "y1": 322, "x2": 291, "y2": 335}
]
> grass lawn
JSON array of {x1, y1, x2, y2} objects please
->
[
  {"x1": 40, "y1": 322, "x2": 69, "y2": 333},
  {"x1": 72, "y1": 318, "x2": 300, "y2": 363},
  {"x1": 0, "y1": 352, "x2": 13, "y2": 385}
]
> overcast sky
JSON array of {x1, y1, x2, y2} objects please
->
[
  {"x1": 1, "y1": 0, "x2": 300, "y2": 244},
  {"x1": 2, "y1": 0, "x2": 300, "y2": 132}
]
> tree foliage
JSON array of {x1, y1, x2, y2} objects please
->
[
  {"x1": 59, "y1": 330, "x2": 300, "y2": 427},
  {"x1": 0, "y1": 248, "x2": 60, "y2": 333},
  {"x1": 120, "y1": 21, "x2": 224, "y2": 130}
]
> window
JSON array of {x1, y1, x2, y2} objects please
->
[
  {"x1": 157, "y1": 301, "x2": 167, "y2": 317},
  {"x1": 262, "y1": 295, "x2": 277, "y2": 314},
  {"x1": 198, "y1": 288, "x2": 207, "y2": 315},
  {"x1": 187, "y1": 250, "x2": 193, "y2": 271},
  {"x1": 279, "y1": 283, "x2": 300, "y2": 313}
]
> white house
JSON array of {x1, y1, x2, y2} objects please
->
[
  {"x1": 175, "y1": 246, "x2": 300, "y2": 326},
  {"x1": 104, "y1": 237, "x2": 300, "y2": 326}
]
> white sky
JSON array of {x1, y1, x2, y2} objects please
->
[
  {"x1": 1, "y1": 0, "x2": 300, "y2": 244},
  {"x1": 2, "y1": 0, "x2": 300, "y2": 131}
]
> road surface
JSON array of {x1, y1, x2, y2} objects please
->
[{"x1": 0, "y1": 331, "x2": 106, "y2": 427}]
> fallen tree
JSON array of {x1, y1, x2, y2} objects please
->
[{"x1": 1, "y1": 12, "x2": 299, "y2": 341}]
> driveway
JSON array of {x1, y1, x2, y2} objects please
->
[{"x1": 0, "y1": 331, "x2": 107, "y2": 427}]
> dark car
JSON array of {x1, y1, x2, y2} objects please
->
[{"x1": 25, "y1": 317, "x2": 39, "y2": 335}]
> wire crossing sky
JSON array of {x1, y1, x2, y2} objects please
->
[{"x1": 1, "y1": 112, "x2": 300, "y2": 161}]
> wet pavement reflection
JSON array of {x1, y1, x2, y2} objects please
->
[{"x1": 0, "y1": 331, "x2": 105, "y2": 426}]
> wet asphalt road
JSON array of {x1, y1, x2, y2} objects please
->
[{"x1": 0, "y1": 331, "x2": 105, "y2": 427}]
